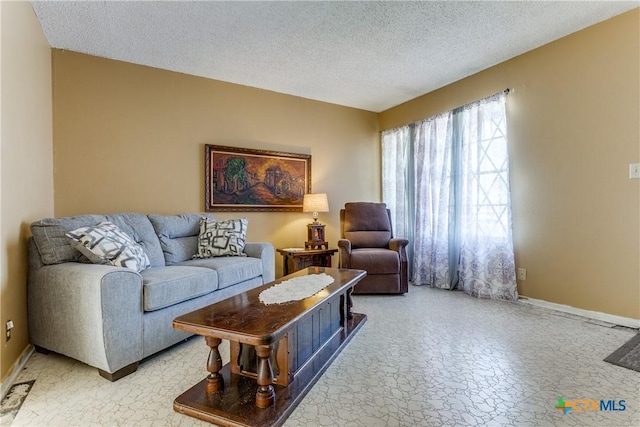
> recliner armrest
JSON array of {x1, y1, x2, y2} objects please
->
[
  {"x1": 389, "y1": 238, "x2": 409, "y2": 252},
  {"x1": 337, "y1": 239, "x2": 352, "y2": 268},
  {"x1": 389, "y1": 238, "x2": 409, "y2": 263}
]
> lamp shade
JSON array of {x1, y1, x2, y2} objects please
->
[{"x1": 303, "y1": 193, "x2": 329, "y2": 213}]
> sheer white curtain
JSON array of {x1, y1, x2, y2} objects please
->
[
  {"x1": 381, "y1": 92, "x2": 517, "y2": 300},
  {"x1": 412, "y1": 113, "x2": 457, "y2": 289},
  {"x1": 457, "y1": 95, "x2": 517, "y2": 299},
  {"x1": 381, "y1": 125, "x2": 411, "y2": 240}
]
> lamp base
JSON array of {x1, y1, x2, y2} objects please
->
[
  {"x1": 306, "y1": 223, "x2": 327, "y2": 249},
  {"x1": 304, "y1": 241, "x2": 328, "y2": 250}
]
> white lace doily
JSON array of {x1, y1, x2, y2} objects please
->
[{"x1": 259, "y1": 273, "x2": 335, "y2": 305}]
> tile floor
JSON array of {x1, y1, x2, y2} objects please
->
[{"x1": 6, "y1": 285, "x2": 639, "y2": 426}]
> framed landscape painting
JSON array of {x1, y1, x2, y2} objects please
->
[{"x1": 205, "y1": 144, "x2": 311, "y2": 212}]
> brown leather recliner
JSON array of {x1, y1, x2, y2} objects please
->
[{"x1": 338, "y1": 202, "x2": 409, "y2": 294}]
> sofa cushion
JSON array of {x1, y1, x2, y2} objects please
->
[
  {"x1": 66, "y1": 221, "x2": 151, "y2": 273},
  {"x1": 31, "y1": 214, "x2": 108, "y2": 265},
  {"x1": 178, "y1": 256, "x2": 262, "y2": 290},
  {"x1": 193, "y1": 218, "x2": 248, "y2": 258},
  {"x1": 30, "y1": 213, "x2": 165, "y2": 267},
  {"x1": 105, "y1": 213, "x2": 165, "y2": 268},
  {"x1": 148, "y1": 213, "x2": 216, "y2": 265},
  {"x1": 141, "y1": 266, "x2": 218, "y2": 312},
  {"x1": 350, "y1": 248, "x2": 399, "y2": 275}
]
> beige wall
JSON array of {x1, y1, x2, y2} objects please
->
[
  {"x1": 380, "y1": 9, "x2": 640, "y2": 319},
  {"x1": 3, "y1": 4, "x2": 637, "y2": 384},
  {"x1": 52, "y1": 51, "x2": 380, "y2": 277},
  {"x1": 0, "y1": 2, "x2": 54, "y2": 381}
]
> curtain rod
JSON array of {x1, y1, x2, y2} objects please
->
[{"x1": 380, "y1": 88, "x2": 512, "y2": 133}]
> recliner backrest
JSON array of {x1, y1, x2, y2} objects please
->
[{"x1": 341, "y1": 202, "x2": 393, "y2": 248}]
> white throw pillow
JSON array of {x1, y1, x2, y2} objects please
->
[
  {"x1": 66, "y1": 221, "x2": 151, "y2": 272},
  {"x1": 193, "y1": 217, "x2": 248, "y2": 258}
]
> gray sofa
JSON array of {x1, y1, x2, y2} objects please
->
[{"x1": 27, "y1": 212, "x2": 275, "y2": 381}]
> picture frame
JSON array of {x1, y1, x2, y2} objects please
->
[{"x1": 205, "y1": 144, "x2": 311, "y2": 212}]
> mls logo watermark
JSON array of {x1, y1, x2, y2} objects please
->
[{"x1": 555, "y1": 397, "x2": 627, "y2": 415}]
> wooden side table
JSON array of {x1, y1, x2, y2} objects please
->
[{"x1": 276, "y1": 247, "x2": 339, "y2": 276}]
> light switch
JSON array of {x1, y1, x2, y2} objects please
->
[{"x1": 630, "y1": 163, "x2": 640, "y2": 179}]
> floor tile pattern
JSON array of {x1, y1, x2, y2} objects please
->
[
  {"x1": 8, "y1": 285, "x2": 639, "y2": 426},
  {"x1": 0, "y1": 380, "x2": 34, "y2": 425}
]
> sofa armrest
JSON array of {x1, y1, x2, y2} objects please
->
[
  {"x1": 28, "y1": 262, "x2": 143, "y2": 374},
  {"x1": 244, "y1": 242, "x2": 275, "y2": 283},
  {"x1": 337, "y1": 239, "x2": 352, "y2": 268}
]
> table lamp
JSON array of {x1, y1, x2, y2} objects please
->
[{"x1": 303, "y1": 193, "x2": 329, "y2": 249}]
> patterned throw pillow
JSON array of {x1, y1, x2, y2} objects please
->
[
  {"x1": 66, "y1": 221, "x2": 151, "y2": 272},
  {"x1": 193, "y1": 218, "x2": 248, "y2": 258}
]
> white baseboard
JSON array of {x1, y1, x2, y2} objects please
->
[
  {"x1": 520, "y1": 297, "x2": 640, "y2": 329},
  {"x1": 1, "y1": 344, "x2": 34, "y2": 401}
]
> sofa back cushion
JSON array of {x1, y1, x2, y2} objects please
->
[
  {"x1": 31, "y1": 214, "x2": 107, "y2": 265},
  {"x1": 30, "y1": 213, "x2": 165, "y2": 267},
  {"x1": 148, "y1": 213, "x2": 216, "y2": 265},
  {"x1": 105, "y1": 213, "x2": 165, "y2": 267}
]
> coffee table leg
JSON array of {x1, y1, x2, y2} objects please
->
[
  {"x1": 255, "y1": 345, "x2": 275, "y2": 408},
  {"x1": 205, "y1": 337, "x2": 223, "y2": 393},
  {"x1": 347, "y1": 287, "x2": 354, "y2": 319}
]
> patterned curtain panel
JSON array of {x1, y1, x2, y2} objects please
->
[
  {"x1": 412, "y1": 113, "x2": 457, "y2": 289},
  {"x1": 381, "y1": 125, "x2": 415, "y2": 277},
  {"x1": 381, "y1": 92, "x2": 517, "y2": 301}
]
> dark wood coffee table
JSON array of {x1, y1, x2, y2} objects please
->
[{"x1": 173, "y1": 267, "x2": 367, "y2": 427}]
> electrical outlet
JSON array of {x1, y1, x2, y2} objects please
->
[
  {"x1": 6, "y1": 320, "x2": 14, "y2": 341},
  {"x1": 517, "y1": 268, "x2": 527, "y2": 281},
  {"x1": 630, "y1": 163, "x2": 640, "y2": 179}
]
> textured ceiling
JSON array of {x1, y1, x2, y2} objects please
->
[{"x1": 31, "y1": 1, "x2": 637, "y2": 112}]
